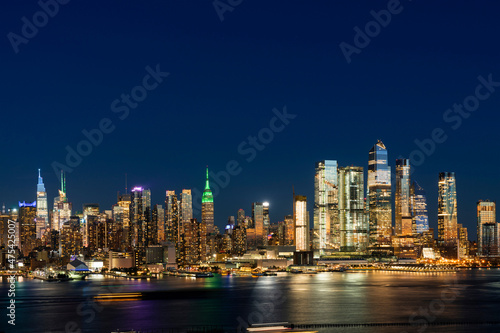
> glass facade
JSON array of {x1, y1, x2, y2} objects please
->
[
  {"x1": 36, "y1": 169, "x2": 49, "y2": 238},
  {"x1": 314, "y1": 160, "x2": 339, "y2": 253},
  {"x1": 339, "y1": 166, "x2": 368, "y2": 252},
  {"x1": 438, "y1": 172, "x2": 458, "y2": 258},
  {"x1": 368, "y1": 140, "x2": 392, "y2": 245},
  {"x1": 252, "y1": 202, "x2": 264, "y2": 247},
  {"x1": 477, "y1": 200, "x2": 496, "y2": 255},
  {"x1": 294, "y1": 195, "x2": 308, "y2": 251},
  {"x1": 395, "y1": 159, "x2": 412, "y2": 236},
  {"x1": 411, "y1": 181, "x2": 429, "y2": 233}
]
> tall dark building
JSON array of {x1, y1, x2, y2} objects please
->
[{"x1": 18, "y1": 201, "x2": 37, "y2": 256}]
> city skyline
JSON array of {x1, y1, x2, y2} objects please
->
[
  {"x1": 4, "y1": 146, "x2": 496, "y2": 242},
  {"x1": 2, "y1": 2, "x2": 500, "y2": 243}
]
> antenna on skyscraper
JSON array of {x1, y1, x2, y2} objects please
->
[{"x1": 125, "y1": 173, "x2": 128, "y2": 193}]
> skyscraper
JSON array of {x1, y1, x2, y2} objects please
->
[
  {"x1": 294, "y1": 195, "x2": 309, "y2": 251},
  {"x1": 19, "y1": 201, "x2": 37, "y2": 256},
  {"x1": 263, "y1": 202, "x2": 270, "y2": 241},
  {"x1": 153, "y1": 204, "x2": 164, "y2": 244},
  {"x1": 36, "y1": 169, "x2": 48, "y2": 238},
  {"x1": 438, "y1": 172, "x2": 458, "y2": 258},
  {"x1": 395, "y1": 159, "x2": 412, "y2": 236},
  {"x1": 202, "y1": 167, "x2": 215, "y2": 234},
  {"x1": 314, "y1": 160, "x2": 339, "y2": 254},
  {"x1": 339, "y1": 166, "x2": 368, "y2": 252},
  {"x1": 237, "y1": 208, "x2": 245, "y2": 226},
  {"x1": 115, "y1": 193, "x2": 131, "y2": 249},
  {"x1": 165, "y1": 191, "x2": 179, "y2": 244},
  {"x1": 477, "y1": 200, "x2": 496, "y2": 256},
  {"x1": 368, "y1": 140, "x2": 392, "y2": 246},
  {"x1": 52, "y1": 171, "x2": 72, "y2": 231},
  {"x1": 252, "y1": 202, "x2": 264, "y2": 247},
  {"x1": 180, "y1": 189, "x2": 193, "y2": 233},
  {"x1": 411, "y1": 181, "x2": 429, "y2": 234}
]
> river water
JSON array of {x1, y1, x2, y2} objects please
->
[{"x1": 1, "y1": 269, "x2": 500, "y2": 333}]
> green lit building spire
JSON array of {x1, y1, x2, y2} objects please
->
[
  {"x1": 202, "y1": 166, "x2": 215, "y2": 235},
  {"x1": 202, "y1": 166, "x2": 213, "y2": 203}
]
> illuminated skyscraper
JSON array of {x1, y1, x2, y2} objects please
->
[
  {"x1": 284, "y1": 214, "x2": 294, "y2": 246},
  {"x1": 294, "y1": 195, "x2": 308, "y2": 251},
  {"x1": 237, "y1": 209, "x2": 245, "y2": 226},
  {"x1": 52, "y1": 171, "x2": 72, "y2": 231},
  {"x1": 115, "y1": 193, "x2": 131, "y2": 248},
  {"x1": 153, "y1": 204, "x2": 164, "y2": 244},
  {"x1": 395, "y1": 159, "x2": 412, "y2": 236},
  {"x1": 411, "y1": 181, "x2": 429, "y2": 233},
  {"x1": 180, "y1": 218, "x2": 206, "y2": 265},
  {"x1": 180, "y1": 189, "x2": 193, "y2": 233},
  {"x1": 36, "y1": 169, "x2": 48, "y2": 238},
  {"x1": 252, "y1": 202, "x2": 264, "y2": 247},
  {"x1": 314, "y1": 160, "x2": 339, "y2": 254},
  {"x1": 339, "y1": 166, "x2": 368, "y2": 252},
  {"x1": 438, "y1": 172, "x2": 458, "y2": 258},
  {"x1": 368, "y1": 140, "x2": 392, "y2": 246},
  {"x1": 19, "y1": 201, "x2": 37, "y2": 256},
  {"x1": 165, "y1": 191, "x2": 179, "y2": 244},
  {"x1": 202, "y1": 167, "x2": 215, "y2": 234},
  {"x1": 477, "y1": 200, "x2": 496, "y2": 256}
]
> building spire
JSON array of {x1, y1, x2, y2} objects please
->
[
  {"x1": 205, "y1": 166, "x2": 210, "y2": 190},
  {"x1": 37, "y1": 169, "x2": 46, "y2": 192}
]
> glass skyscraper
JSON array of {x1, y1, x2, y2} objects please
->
[
  {"x1": 294, "y1": 195, "x2": 309, "y2": 251},
  {"x1": 252, "y1": 202, "x2": 264, "y2": 247},
  {"x1": 314, "y1": 160, "x2": 339, "y2": 254},
  {"x1": 339, "y1": 166, "x2": 368, "y2": 252},
  {"x1": 395, "y1": 159, "x2": 412, "y2": 236},
  {"x1": 438, "y1": 172, "x2": 458, "y2": 258},
  {"x1": 411, "y1": 181, "x2": 429, "y2": 234},
  {"x1": 477, "y1": 200, "x2": 496, "y2": 256},
  {"x1": 368, "y1": 140, "x2": 392, "y2": 246}
]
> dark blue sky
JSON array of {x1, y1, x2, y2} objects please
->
[{"x1": 1, "y1": 1, "x2": 499, "y2": 239}]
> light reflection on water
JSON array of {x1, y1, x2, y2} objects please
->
[{"x1": 1, "y1": 270, "x2": 500, "y2": 333}]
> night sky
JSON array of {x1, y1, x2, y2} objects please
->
[{"x1": 2, "y1": 1, "x2": 499, "y2": 238}]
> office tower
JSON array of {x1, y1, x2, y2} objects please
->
[
  {"x1": 477, "y1": 200, "x2": 496, "y2": 255},
  {"x1": 130, "y1": 187, "x2": 152, "y2": 250},
  {"x1": 115, "y1": 193, "x2": 131, "y2": 249},
  {"x1": 284, "y1": 214, "x2": 294, "y2": 246},
  {"x1": 202, "y1": 168, "x2": 215, "y2": 234},
  {"x1": 82, "y1": 203, "x2": 99, "y2": 250},
  {"x1": 457, "y1": 224, "x2": 469, "y2": 259},
  {"x1": 395, "y1": 159, "x2": 412, "y2": 236},
  {"x1": 232, "y1": 225, "x2": 246, "y2": 256},
  {"x1": 252, "y1": 202, "x2": 264, "y2": 247},
  {"x1": 263, "y1": 202, "x2": 270, "y2": 239},
  {"x1": 237, "y1": 209, "x2": 245, "y2": 226},
  {"x1": 368, "y1": 140, "x2": 392, "y2": 245},
  {"x1": 152, "y1": 205, "x2": 165, "y2": 244},
  {"x1": 59, "y1": 220, "x2": 83, "y2": 259},
  {"x1": 52, "y1": 171, "x2": 72, "y2": 231},
  {"x1": 438, "y1": 172, "x2": 458, "y2": 258},
  {"x1": 180, "y1": 189, "x2": 193, "y2": 234},
  {"x1": 180, "y1": 218, "x2": 207, "y2": 265},
  {"x1": 411, "y1": 181, "x2": 429, "y2": 234},
  {"x1": 339, "y1": 166, "x2": 368, "y2": 252},
  {"x1": 314, "y1": 160, "x2": 339, "y2": 254},
  {"x1": 294, "y1": 195, "x2": 309, "y2": 251},
  {"x1": 165, "y1": 191, "x2": 179, "y2": 245},
  {"x1": 19, "y1": 201, "x2": 37, "y2": 256},
  {"x1": 481, "y1": 223, "x2": 498, "y2": 256},
  {"x1": 227, "y1": 216, "x2": 235, "y2": 234},
  {"x1": 36, "y1": 169, "x2": 49, "y2": 238}
]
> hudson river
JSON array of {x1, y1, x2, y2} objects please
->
[{"x1": 2, "y1": 270, "x2": 500, "y2": 333}]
